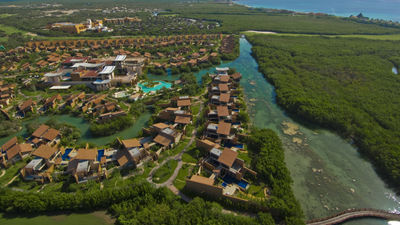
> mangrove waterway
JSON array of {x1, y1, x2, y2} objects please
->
[{"x1": 224, "y1": 38, "x2": 400, "y2": 224}]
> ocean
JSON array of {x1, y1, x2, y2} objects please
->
[{"x1": 234, "y1": 0, "x2": 400, "y2": 22}]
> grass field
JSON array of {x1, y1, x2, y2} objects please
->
[
  {"x1": 0, "y1": 24, "x2": 26, "y2": 35},
  {"x1": 0, "y1": 211, "x2": 113, "y2": 225},
  {"x1": 0, "y1": 14, "x2": 14, "y2": 18}
]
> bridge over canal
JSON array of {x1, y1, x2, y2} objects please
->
[{"x1": 307, "y1": 208, "x2": 400, "y2": 225}]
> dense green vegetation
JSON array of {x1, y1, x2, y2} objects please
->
[
  {"x1": 179, "y1": 73, "x2": 202, "y2": 96},
  {"x1": 244, "y1": 128, "x2": 304, "y2": 224},
  {"x1": 169, "y1": 3, "x2": 400, "y2": 35},
  {"x1": 1, "y1": 1, "x2": 400, "y2": 48},
  {"x1": 0, "y1": 180, "x2": 275, "y2": 225},
  {"x1": 89, "y1": 116, "x2": 134, "y2": 137},
  {"x1": 247, "y1": 34, "x2": 400, "y2": 192},
  {"x1": 0, "y1": 115, "x2": 20, "y2": 138}
]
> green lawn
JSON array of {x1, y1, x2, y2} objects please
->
[
  {"x1": 0, "y1": 211, "x2": 113, "y2": 225},
  {"x1": 0, "y1": 160, "x2": 26, "y2": 186},
  {"x1": 0, "y1": 14, "x2": 14, "y2": 18},
  {"x1": 185, "y1": 124, "x2": 194, "y2": 137},
  {"x1": 238, "y1": 151, "x2": 251, "y2": 166},
  {"x1": 173, "y1": 164, "x2": 193, "y2": 190},
  {"x1": 191, "y1": 104, "x2": 200, "y2": 115},
  {"x1": 182, "y1": 145, "x2": 199, "y2": 163},
  {"x1": 152, "y1": 160, "x2": 178, "y2": 184},
  {"x1": 247, "y1": 184, "x2": 266, "y2": 199},
  {"x1": 158, "y1": 138, "x2": 190, "y2": 163}
]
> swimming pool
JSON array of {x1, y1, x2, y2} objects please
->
[
  {"x1": 62, "y1": 148, "x2": 73, "y2": 161},
  {"x1": 97, "y1": 149, "x2": 104, "y2": 162},
  {"x1": 225, "y1": 143, "x2": 244, "y2": 149},
  {"x1": 138, "y1": 80, "x2": 172, "y2": 93},
  {"x1": 223, "y1": 175, "x2": 248, "y2": 189},
  {"x1": 237, "y1": 180, "x2": 248, "y2": 189}
]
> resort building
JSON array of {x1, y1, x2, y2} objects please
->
[
  {"x1": 67, "y1": 148, "x2": 104, "y2": 183},
  {"x1": 116, "y1": 138, "x2": 149, "y2": 168},
  {"x1": 21, "y1": 145, "x2": 61, "y2": 182},
  {"x1": 0, "y1": 137, "x2": 32, "y2": 166},
  {"x1": 17, "y1": 99, "x2": 36, "y2": 117},
  {"x1": 30, "y1": 124, "x2": 61, "y2": 147}
]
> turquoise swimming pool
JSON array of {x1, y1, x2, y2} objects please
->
[{"x1": 138, "y1": 80, "x2": 172, "y2": 93}]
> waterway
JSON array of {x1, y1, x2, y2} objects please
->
[
  {"x1": 0, "y1": 112, "x2": 151, "y2": 147},
  {"x1": 218, "y1": 38, "x2": 400, "y2": 224},
  {"x1": 146, "y1": 38, "x2": 400, "y2": 223}
]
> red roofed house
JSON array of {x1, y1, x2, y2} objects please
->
[
  {"x1": 17, "y1": 99, "x2": 36, "y2": 116},
  {"x1": 67, "y1": 149, "x2": 102, "y2": 183},
  {"x1": 116, "y1": 138, "x2": 148, "y2": 168},
  {"x1": 22, "y1": 144, "x2": 61, "y2": 182}
]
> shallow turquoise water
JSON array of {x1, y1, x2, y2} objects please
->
[
  {"x1": 235, "y1": 0, "x2": 400, "y2": 22},
  {"x1": 138, "y1": 80, "x2": 172, "y2": 93}
]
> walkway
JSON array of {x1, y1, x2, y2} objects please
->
[
  {"x1": 307, "y1": 209, "x2": 400, "y2": 225},
  {"x1": 146, "y1": 101, "x2": 203, "y2": 193}
]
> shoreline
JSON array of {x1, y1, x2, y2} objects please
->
[{"x1": 232, "y1": 0, "x2": 400, "y2": 22}]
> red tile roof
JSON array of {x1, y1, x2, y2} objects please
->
[
  {"x1": 32, "y1": 124, "x2": 50, "y2": 138},
  {"x1": 217, "y1": 106, "x2": 229, "y2": 117},
  {"x1": 42, "y1": 128, "x2": 60, "y2": 141},
  {"x1": 121, "y1": 138, "x2": 141, "y2": 149},
  {"x1": 190, "y1": 175, "x2": 214, "y2": 185},
  {"x1": 218, "y1": 84, "x2": 229, "y2": 92},
  {"x1": 218, "y1": 148, "x2": 238, "y2": 167},
  {"x1": 175, "y1": 116, "x2": 191, "y2": 124},
  {"x1": 219, "y1": 93, "x2": 230, "y2": 103},
  {"x1": 177, "y1": 99, "x2": 191, "y2": 107},
  {"x1": 74, "y1": 149, "x2": 97, "y2": 161},
  {"x1": 1, "y1": 136, "x2": 17, "y2": 151},
  {"x1": 217, "y1": 122, "x2": 231, "y2": 136},
  {"x1": 154, "y1": 134, "x2": 173, "y2": 146},
  {"x1": 33, "y1": 145, "x2": 58, "y2": 159}
]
